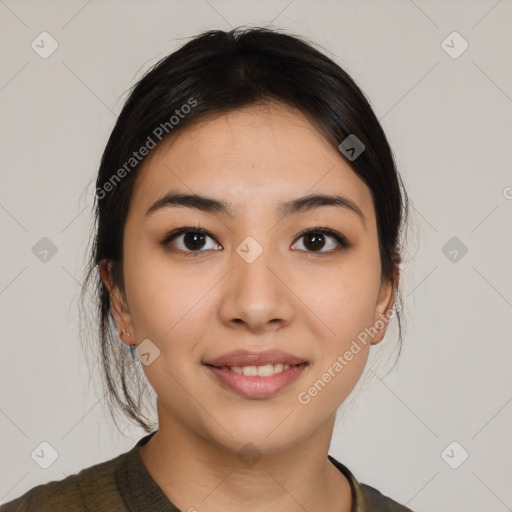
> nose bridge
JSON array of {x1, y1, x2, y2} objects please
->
[
  {"x1": 220, "y1": 233, "x2": 292, "y2": 330},
  {"x1": 234, "y1": 234, "x2": 279, "y2": 301}
]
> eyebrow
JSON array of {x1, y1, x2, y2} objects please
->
[{"x1": 145, "y1": 191, "x2": 366, "y2": 227}]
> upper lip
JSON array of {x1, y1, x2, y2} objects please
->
[{"x1": 204, "y1": 349, "x2": 308, "y2": 368}]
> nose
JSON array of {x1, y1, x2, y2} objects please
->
[{"x1": 218, "y1": 243, "x2": 294, "y2": 334}]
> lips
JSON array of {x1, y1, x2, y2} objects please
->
[
  {"x1": 203, "y1": 349, "x2": 308, "y2": 368},
  {"x1": 202, "y1": 349, "x2": 309, "y2": 399}
]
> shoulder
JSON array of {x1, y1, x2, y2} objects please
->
[
  {"x1": 0, "y1": 449, "x2": 132, "y2": 512},
  {"x1": 327, "y1": 455, "x2": 414, "y2": 512},
  {"x1": 358, "y1": 483, "x2": 414, "y2": 512}
]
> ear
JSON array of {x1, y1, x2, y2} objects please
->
[
  {"x1": 370, "y1": 265, "x2": 399, "y2": 346},
  {"x1": 99, "y1": 259, "x2": 136, "y2": 345}
]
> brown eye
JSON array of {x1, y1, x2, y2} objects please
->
[
  {"x1": 161, "y1": 228, "x2": 222, "y2": 255},
  {"x1": 182, "y1": 232, "x2": 207, "y2": 250},
  {"x1": 303, "y1": 232, "x2": 326, "y2": 251},
  {"x1": 292, "y1": 228, "x2": 349, "y2": 254}
]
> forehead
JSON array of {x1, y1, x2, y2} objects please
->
[{"x1": 129, "y1": 102, "x2": 374, "y2": 220}]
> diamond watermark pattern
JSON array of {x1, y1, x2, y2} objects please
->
[
  {"x1": 32, "y1": 237, "x2": 58, "y2": 263},
  {"x1": 338, "y1": 134, "x2": 365, "y2": 161},
  {"x1": 237, "y1": 442, "x2": 262, "y2": 467},
  {"x1": 441, "y1": 31, "x2": 469, "y2": 59},
  {"x1": 31, "y1": 441, "x2": 59, "y2": 469},
  {"x1": 441, "y1": 441, "x2": 469, "y2": 469},
  {"x1": 236, "y1": 236, "x2": 263, "y2": 264},
  {"x1": 31, "y1": 31, "x2": 59, "y2": 59},
  {"x1": 442, "y1": 236, "x2": 468, "y2": 263},
  {"x1": 137, "y1": 338, "x2": 161, "y2": 366},
  {"x1": 137, "y1": 339, "x2": 160, "y2": 366}
]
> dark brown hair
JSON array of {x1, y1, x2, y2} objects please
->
[{"x1": 80, "y1": 26, "x2": 409, "y2": 433}]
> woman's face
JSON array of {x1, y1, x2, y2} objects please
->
[{"x1": 104, "y1": 102, "x2": 395, "y2": 455}]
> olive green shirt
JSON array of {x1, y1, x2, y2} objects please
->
[{"x1": 1, "y1": 431, "x2": 413, "y2": 511}]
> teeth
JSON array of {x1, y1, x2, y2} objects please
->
[
  {"x1": 243, "y1": 365, "x2": 258, "y2": 377},
  {"x1": 257, "y1": 364, "x2": 274, "y2": 377},
  {"x1": 228, "y1": 363, "x2": 295, "y2": 376}
]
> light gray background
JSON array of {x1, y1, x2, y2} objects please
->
[{"x1": 1, "y1": 1, "x2": 511, "y2": 510}]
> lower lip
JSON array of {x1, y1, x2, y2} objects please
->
[{"x1": 204, "y1": 364, "x2": 308, "y2": 399}]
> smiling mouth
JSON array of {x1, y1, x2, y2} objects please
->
[{"x1": 203, "y1": 362, "x2": 310, "y2": 399}]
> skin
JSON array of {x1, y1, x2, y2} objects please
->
[{"x1": 100, "y1": 102, "x2": 397, "y2": 512}]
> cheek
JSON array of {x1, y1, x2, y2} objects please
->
[
  {"x1": 323, "y1": 275, "x2": 378, "y2": 344},
  {"x1": 123, "y1": 246, "x2": 217, "y2": 355},
  {"x1": 294, "y1": 249, "x2": 382, "y2": 348},
  {"x1": 292, "y1": 260, "x2": 379, "y2": 410}
]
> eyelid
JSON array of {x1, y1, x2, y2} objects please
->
[
  {"x1": 160, "y1": 226, "x2": 351, "y2": 254},
  {"x1": 292, "y1": 226, "x2": 351, "y2": 252},
  {"x1": 160, "y1": 226, "x2": 221, "y2": 255}
]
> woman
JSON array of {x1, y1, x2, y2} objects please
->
[{"x1": 1, "y1": 27, "x2": 412, "y2": 511}]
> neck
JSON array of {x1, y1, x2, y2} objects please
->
[{"x1": 139, "y1": 410, "x2": 353, "y2": 512}]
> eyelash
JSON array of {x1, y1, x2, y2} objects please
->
[{"x1": 160, "y1": 226, "x2": 351, "y2": 257}]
